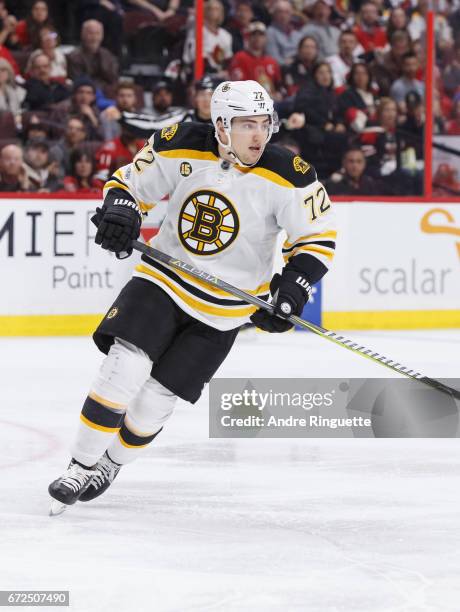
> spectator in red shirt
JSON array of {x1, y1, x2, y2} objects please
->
[
  {"x1": 353, "y1": 1, "x2": 387, "y2": 53},
  {"x1": 94, "y1": 124, "x2": 144, "y2": 185},
  {"x1": 0, "y1": 43, "x2": 19, "y2": 75},
  {"x1": 15, "y1": 0, "x2": 54, "y2": 49},
  {"x1": 229, "y1": 21, "x2": 282, "y2": 99},
  {"x1": 446, "y1": 100, "x2": 460, "y2": 136},
  {"x1": 63, "y1": 148, "x2": 101, "y2": 194}
]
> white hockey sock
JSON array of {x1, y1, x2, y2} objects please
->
[
  {"x1": 71, "y1": 338, "x2": 153, "y2": 467},
  {"x1": 107, "y1": 377, "x2": 177, "y2": 465}
]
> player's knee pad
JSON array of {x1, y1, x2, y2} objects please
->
[
  {"x1": 125, "y1": 377, "x2": 177, "y2": 434},
  {"x1": 91, "y1": 338, "x2": 153, "y2": 407}
]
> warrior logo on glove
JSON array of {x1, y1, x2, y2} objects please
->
[{"x1": 178, "y1": 190, "x2": 239, "y2": 255}]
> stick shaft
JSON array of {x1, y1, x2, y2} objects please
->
[{"x1": 132, "y1": 240, "x2": 460, "y2": 401}]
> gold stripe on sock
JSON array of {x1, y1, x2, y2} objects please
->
[
  {"x1": 117, "y1": 432, "x2": 151, "y2": 449},
  {"x1": 80, "y1": 413, "x2": 121, "y2": 433},
  {"x1": 88, "y1": 391, "x2": 126, "y2": 411}
]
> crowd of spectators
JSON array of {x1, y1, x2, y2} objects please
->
[{"x1": 0, "y1": 0, "x2": 458, "y2": 196}]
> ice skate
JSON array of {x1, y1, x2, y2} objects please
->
[
  {"x1": 48, "y1": 460, "x2": 100, "y2": 515},
  {"x1": 79, "y1": 452, "x2": 121, "y2": 502}
]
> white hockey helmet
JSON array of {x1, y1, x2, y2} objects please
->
[{"x1": 211, "y1": 80, "x2": 279, "y2": 166}]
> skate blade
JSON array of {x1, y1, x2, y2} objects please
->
[{"x1": 49, "y1": 499, "x2": 68, "y2": 517}]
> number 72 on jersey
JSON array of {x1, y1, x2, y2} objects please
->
[{"x1": 303, "y1": 186, "x2": 331, "y2": 222}]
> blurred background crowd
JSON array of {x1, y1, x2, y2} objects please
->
[{"x1": 0, "y1": 0, "x2": 458, "y2": 196}]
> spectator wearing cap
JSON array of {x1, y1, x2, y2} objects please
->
[
  {"x1": 183, "y1": 76, "x2": 219, "y2": 124},
  {"x1": 283, "y1": 35, "x2": 319, "y2": 96},
  {"x1": 0, "y1": 57, "x2": 25, "y2": 113},
  {"x1": 23, "y1": 52, "x2": 70, "y2": 110},
  {"x1": 226, "y1": 1, "x2": 254, "y2": 53},
  {"x1": 144, "y1": 80, "x2": 186, "y2": 126},
  {"x1": 266, "y1": 1, "x2": 304, "y2": 67},
  {"x1": 229, "y1": 22, "x2": 282, "y2": 99},
  {"x1": 110, "y1": 81, "x2": 187, "y2": 137},
  {"x1": 326, "y1": 147, "x2": 382, "y2": 195},
  {"x1": 23, "y1": 118, "x2": 50, "y2": 143},
  {"x1": 26, "y1": 27, "x2": 67, "y2": 82},
  {"x1": 300, "y1": 0, "x2": 341, "y2": 59},
  {"x1": 67, "y1": 19, "x2": 119, "y2": 93},
  {"x1": 327, "y1": 30, "x2": 364, "y2": 89},
  {"x1": 389, "y1": 52, "x2": 424, "y2": 110},
  {"x1": 24, "y1": 140, "x2": 62, "y2": 192},
  {"x1": 0, "y1": 144, "x2": 30, "y2": 192},
  {"x1": 352, "y1": 1, "x2": 387, "y2": 54},
  {"x1": 51, "y1": 77, "x2": 102, "y2": 141},
  {"x1": 100, "y1": 81, "x2": 140, "y2": 140},
  {"x1": 183, "y1": 0, "x2": 232, "y2": 77}
]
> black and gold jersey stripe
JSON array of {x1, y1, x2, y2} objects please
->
[
  {"x1": 135, "y1": 255, "x2": 269, "y2": 318},
  {"x1": 151, "y1": 122, "x2": 318, "y2": 189},
  {"x1": 282, "y1": 230, "x2": 337, "y2": 262}
]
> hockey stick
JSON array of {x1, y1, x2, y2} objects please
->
[{"x1": 132, "y1": 240, "x2": 460, "y2": 401}]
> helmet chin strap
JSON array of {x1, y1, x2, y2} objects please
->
[{"x1": 215, "y1": 128, "x2": 265, "y2": 168}]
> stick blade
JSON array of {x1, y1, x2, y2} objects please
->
[{"x1": 419, "y1": 377, "x2": 460, "y2": 401}]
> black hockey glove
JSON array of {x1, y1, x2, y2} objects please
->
[
  {"x1": 91, "y1": 188, "x2": 142, "y2": 257},
  {"x1": 250, "y1": 270, "x2": 312, "y2": 333}
]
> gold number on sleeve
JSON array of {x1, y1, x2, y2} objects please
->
[{"x1": 303, "y1": 186, "x2": 331, "y2": 221}]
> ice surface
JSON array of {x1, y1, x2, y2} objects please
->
[{"x1": 0, "y1": 329, "x2": 460, "y2": 612}]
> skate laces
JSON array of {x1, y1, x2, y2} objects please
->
[
  {"x1": 91, "y1": 454, "x2": 119, "y2": 490},
  {"x1": 61, "y1": 463, "x2": 98, "y2": 493}
]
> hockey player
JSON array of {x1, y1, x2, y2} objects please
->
[{"x1": 48, "y1": 80, "x2": 336, "y2": 511}]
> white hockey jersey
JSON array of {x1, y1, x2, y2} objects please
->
[{"x1": 103, "y1": 122, "x2": 337, "y2": 331}]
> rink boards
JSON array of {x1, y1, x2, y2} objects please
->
[{"x1": 0, "y1": 198, "x2": 459, "y2": 335}]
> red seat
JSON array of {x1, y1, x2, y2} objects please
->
[
  {"x1": 0, "y1": 112, "x2": 18, "y2": 139},
  {"x1": 123, "y1": 11, "x2": 158, "y2": 36}
]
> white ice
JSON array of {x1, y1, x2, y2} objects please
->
[{"x1": 1, "y1": 329, "x2": 460, "y2": 612}]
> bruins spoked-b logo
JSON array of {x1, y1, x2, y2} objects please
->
[
  {"x1": 161, "y1": 123, "x2": 178, "y2": 141},
  {"x1": 178, "y1": 190, "x2": 239, "y2": 255},
  {"x1": 293, "y1": 155, "x2": 311, "y2": 174},
  {"x1": 107, "y1": 307, "x2": 118, "y2": 319}
]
